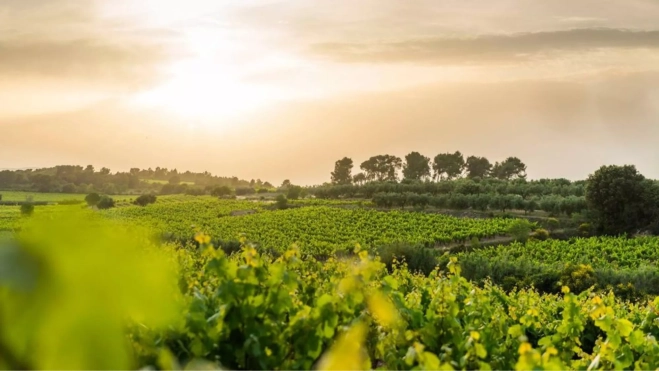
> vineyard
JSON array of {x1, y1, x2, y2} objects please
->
[
  {"x1": 104, "y1": 201, "x2": 518, "y2": 253},
  {"x1": 3, "y1": 212, "x2": 659, "y2": 370},
  {"x1": 3, "y1": 196, "x2": 659, "y2": 369}
]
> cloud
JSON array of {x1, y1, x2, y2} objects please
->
[
  {"x1": 310, "y1": 28, "x2": 659, "y2": 65},
  {"x1": 0, "y1": 38, "x2": 173, "y2": 89}
]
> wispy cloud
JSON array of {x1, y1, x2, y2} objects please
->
[{"x1": 310, "y1": 28, "x2": 659, "y2": 65}]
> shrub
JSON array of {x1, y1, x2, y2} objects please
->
[
  {"x1": 211, "y1": 186, "x2": 232, "y2": 197},
  {"x1": 547, "y1": 217, "x2": 560, "y2": 231},
  {"x1": 507, "y1": 219, "x2": 533, "y2": 243},
  {"x1": 579, "y1": 223, "x2": 591, "y2": 237},
  {"x1": 235, "y1": 187, "x2": 256, "y2": 196},
  {"x1": 287, "y1": 186, "x2": 302, "y2": 200},
  {"x1": 134, "y1": 194, "x2": 157, "y2": 207},
  {"x1": 275, "y1": 194, "x2": 288, "y2": 209},
  {"x1": 97, "y1": 196, "x2": 115, "y2": 209},
  {"x1": 377, "y1": 243, "x2": 438, "y2": 275},
  {"x1": 560, "y1": 263, "x2": 596, "y2": 293},
  {"x1": 85, "y1": 193, "x2": 101, "y2": 206},
  {"x1": 20, "y1": 203, "x2": 34, "y2": 216},
  {"x1": 531, "y1": 228, "x2": 550, "y2": 241}
]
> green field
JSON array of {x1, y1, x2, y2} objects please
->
[{"x1": 4, "y1": 192, "x2": 659, "y2": 369}]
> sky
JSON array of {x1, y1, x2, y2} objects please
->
[{"x1": 1, "y1": 0, "x2": 659, "y2": 185}]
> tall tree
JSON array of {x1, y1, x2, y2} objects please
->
[
  {"x1": 586, "y1": 165, "x2": 658, "y2": 236},
  {"x1": 331, "y1": 157, "x2": 354, "y2": 184},
  {"x1": 432, "y1": 151, "x2": 465, "y2": 180},
  {"x1": 492, "y1": 157, "x2": 527, "y2": 180},
  {"x1": 402, "y1": 152, "x2": 431, "y2": 181},
  {"x1": 464, "y1": 156, "x2": 492, "y2": 179},
  {"x1": 360, "y1": 155, "x2": 402, "y2": 182}
]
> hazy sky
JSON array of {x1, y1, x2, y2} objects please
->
[{"x1": 2, "y1": 0, "x2": 659, "y2": 185}]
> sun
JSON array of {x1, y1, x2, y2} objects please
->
[
  {"x1": 132, "y1": 58, "x2": 279, "y2": 120},
  {"x1": 126, "y1": 4, "x2": 284, "y2": 122}
]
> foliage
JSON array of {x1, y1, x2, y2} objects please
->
[
  {"x1": 492, "y1": 157, "x2": 527, "y2": 180},
  {"x1": 275, "y1": 194, "x2": 288, "y2": 209},
  {"x1": 134, "y1": 194, "x2": 157, "y2": 206},
  {"x1": 586, "y1": 165, "x2": 658, "y2": 236},
  {"x1": 0, "y1": 212, "x2": 180, "y2": 369},
  {"x1": 20, "y1": 204, "x2": 34, "y2": 216},
  {"x1": 465, "y1": 156, "x2": 492, "y2": 179},
  {"x1": 360, "y1": 155, "x2": 402, "y2": 182},
  {"x1": 85, "y1": 192, "x2": 101, "y2": 206},
  {"x1": 106, "y1": 202, "x2": 517, "y2": 253},
  {"x1": 287, "y1": 185, "x2": 303, "y2": 200},
  {"x1": 402, "y1": 152, "x2": 431, "y2": 181},
  {"x1": 432, "y1": 151, "x2": 465, "y2": 181},
  {"x1": 331, "y1": 157, "x2": 353, "y2": 185},
  {"x1": 97, "y1": 195, "x2": 115, "y2": 209},
  {"x1": 531, "y1": 228, "x2": 550, "y2": 241},
  {"x1": 507, "y1": 219, "x2": 534, "y2": 242}
]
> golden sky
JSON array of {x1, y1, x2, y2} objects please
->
[{"x1": 2, "y1": 0, "x2": 659, "y2": 184}]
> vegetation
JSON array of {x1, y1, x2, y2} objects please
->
[
  {"x1": 5, "y1": 214, "x2": 659, "y2": 370},
  {"x1": 134, "y1": 194, "x2": 157, "y2": 207},
  {"x1": 20, "y1": 203, "x2": 34, "y2": 216},
  {"x1": 0, "y1": 165, "x2": 270, "y2": 195},
  {"x1": 105, "y1": 202, "x2": 519, "y2": 254},
  {"x1": 5, "y1": 159, "x2": 659, "y2": 369}
]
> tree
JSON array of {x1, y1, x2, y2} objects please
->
[
  {"x1": 360, "y1": 155, "x2": 402, "y2": 182},
  {"x1": 353, "y1": 173, "x2": 366, "y2": 185},
  {"x1": 331, "y1": 157, "x2": 354, "y2": 185},
  {"x1": 85, "y1": 193, "x2": 101, "y2": 206},
  {"x1": 211, "y1": 186, "x2": 232, "y2": 197},
  {"x1": 97, "y1": 196, "x2": 115, "y2": 209},
  {"x1": 402, "y1": 152, "x2": 431, "y2": 181},
  {"x1": 432, "y1": 151, "x2": 464, "y2": 180},
  {"x1": 464, "y1": 156, "x2": 492, "y2": 179},
  {"x1": 281, "y1": 179, "x2": 291, "y2": 188},
  {"x1": 586, "y1": 165, "x2": 658, "y2": 236},
  {"x1": 134, "y1": 194, "x2": 157, "y2": 206},
  {"x1": 492, "y1": 157, "x2": 527, "y2": 180}
]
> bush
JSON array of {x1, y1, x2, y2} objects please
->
[
  {"x1": 20, "y1": 203, "x2": 34, "y2": 216},
  {"x1": 560, "y1": 263, "x2": 596, "y2": 293},
  {"x1": 507, "y1": 219, "x2": 533, "y2": 243},
  {"x1": 377, "y1": 243, "x2": 438, "y2": 275},
  {"x1": 579, "y1": 223, "x2": 591, "y2": 237},
  {"x1": 211, "y1": 186, "x2": 232, "y2": 197},
  {"x1": 287, "y1": 186, "x2": 302, "y2": 200},
  {"x1": 85, "y1": 192, "x2": 101, "y2": 206},
  {"x1": 275, "y1": 194, "x2": 288, "y2": 209},
  {"x1": 531, "y1": 228, "x2": 550, "y2": 241},
  {"x1": 547, "y1": 217, "x2": 560, "y2": 231},
  {"x1": 97, "y1": 196, "x2": 115, "y2": 209},
  {"x1": 134, "y1": 194, "x2": 157, "y2": 207},
  {"x1": 235, "y1": 187, "x2": 256, "y2": 196}
]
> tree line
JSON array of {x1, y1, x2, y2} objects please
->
[
  {"x1": 331, "y1": 151, "x2": 527, "y2": 185},
  {"x1": 0, "y1": 165, "x2": 272, "y2": 195}
]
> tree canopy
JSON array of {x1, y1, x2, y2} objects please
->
[
  {"x1": 403, "y1": 152, "x2": 431, "y2": 181},
  {"x1": 360, "y1": 155, "x2": 402, "y2": 182},
  {"x1": 330, "y1": 157, "x2": 354, "y2": 185}
]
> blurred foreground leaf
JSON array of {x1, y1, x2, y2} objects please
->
[{"x1": 0, "y1": 210, "x2": 181, "y2": 369}]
